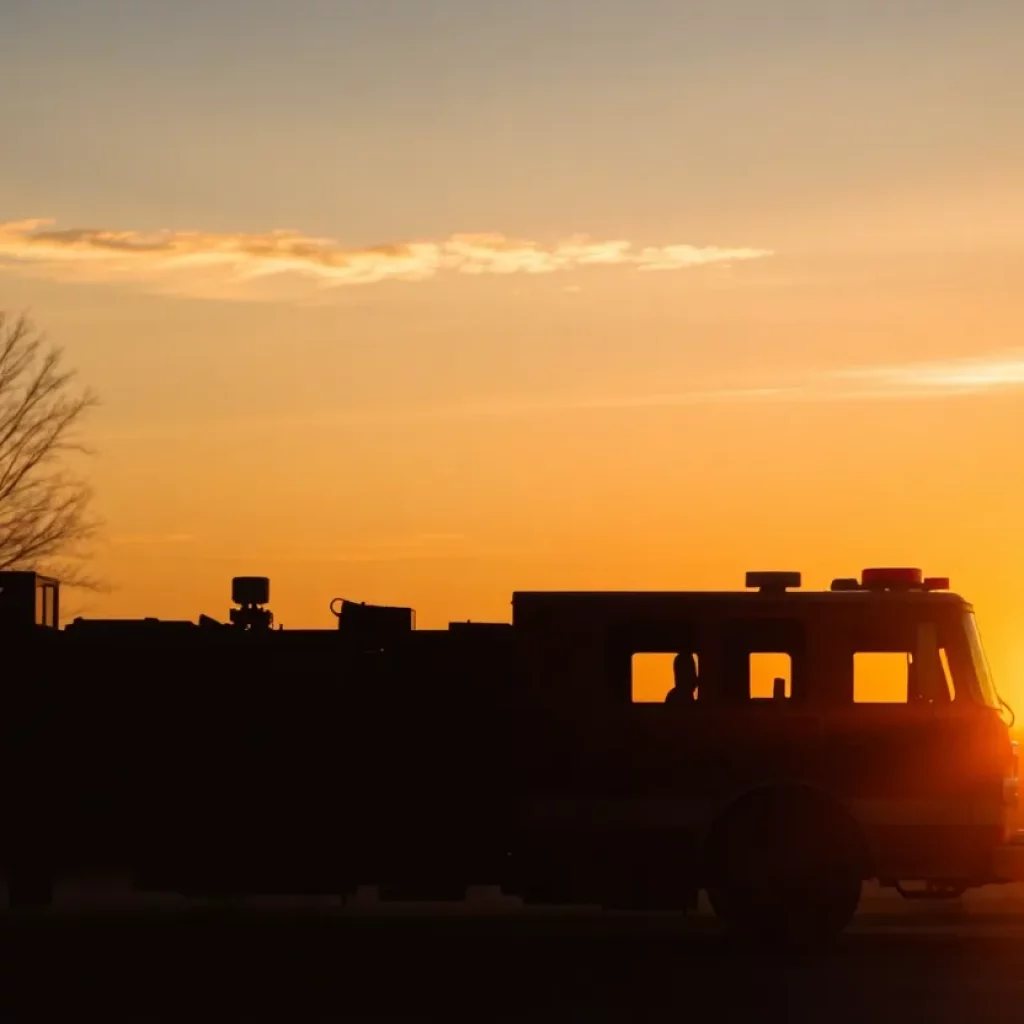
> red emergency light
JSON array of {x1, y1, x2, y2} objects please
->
[
  {"x1": 923, "y1": 577, "x2": 950, "y2": 591},
  {"x1": 861, "y1": 567, "x2": 923, "y2": 590}
]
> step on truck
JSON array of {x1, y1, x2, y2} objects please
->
[{"x1": 2, "y1": 566, "x2": 1023, "y2": 943}]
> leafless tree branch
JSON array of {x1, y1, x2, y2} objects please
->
[{"x1": 0, "y1": 311, "x2": 103, "y2": 589}]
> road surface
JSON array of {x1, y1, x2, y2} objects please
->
[{"x1": 5, "y1": 882, "x2": 1024, "y2": 1021}]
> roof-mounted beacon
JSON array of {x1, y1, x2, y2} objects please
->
[
  {"x1": 829, "y1": 568, "x2": 952, "y2": 593},
  {"x1": 745, "y1": 571, "x2": 802, "y2": 593},
  {"x1": 230, "y1": 576, "x2": 273, "y2": 630}
]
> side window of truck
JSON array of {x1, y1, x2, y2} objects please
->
[
  {"x1": 852, "y1": 621, "x2": 954, "y2": 704},
  {"x1": 720, "y1": 619, "x2": 806, "y2": 703},
  {"x1": 853, "y1": 651, "x2": 910, "y2": 703},
  {"x1": 625, "y1": 623, "x2": 702, "y2": 703},
  {"x1": 632, "y1": 651, "x2": 701, "y2": 703}
]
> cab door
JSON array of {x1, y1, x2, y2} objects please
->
[
  {"x1": 816, "y1": 609, "x2": 1012, "y2": 881},
  {"x1": 621, "y1": 615, "x2": 827, "y2": 821}
]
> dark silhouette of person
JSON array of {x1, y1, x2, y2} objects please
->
[{"x1": 666, "y1": 652, "x2": 698, "y2": 704}]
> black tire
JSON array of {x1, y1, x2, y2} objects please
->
[{"x1": 704, "y1": 790, "x2": 864, "y2": 947}]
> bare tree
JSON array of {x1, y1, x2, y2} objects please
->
[{"x1": 0, "y1": 312, "x2": 101, "y2": 586}]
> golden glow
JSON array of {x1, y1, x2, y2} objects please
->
[
  {"x1": 73, "y1": 347, "x2": 1021, "y2": 710},
  {"x1": 5, "y1": 0, "x2": 1022, "y2": 716}
]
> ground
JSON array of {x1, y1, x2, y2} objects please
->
[{"x1": 6, "y1": 882, "x2": 1024, "y2": 1021}]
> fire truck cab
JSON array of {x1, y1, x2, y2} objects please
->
[
  {"x1": 509, "y1": 568, "x2": 1024, "y2": 934},
  {"x1": 2, "y1": 566, "x2": 1023, "y2": 943}
]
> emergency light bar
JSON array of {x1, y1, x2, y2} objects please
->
[
  {"x1": 854, "y1": 568, "x2": 951, "y2": 592},
  {"x1": 862, "y1": 567, "x2": 922, "y2": 589}
]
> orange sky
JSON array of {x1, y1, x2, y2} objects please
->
[{"x1": 2, "y1": 1, "x2": 1023, "y2": 708}]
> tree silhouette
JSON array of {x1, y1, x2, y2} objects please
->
[{"x1": 0, "y1": 312, "x2": 100, "y2": 585}]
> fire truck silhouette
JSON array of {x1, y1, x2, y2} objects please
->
[{"x1": 2, "y1": 566, "x2": 1023, "y2": 942}]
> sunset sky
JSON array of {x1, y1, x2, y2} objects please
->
[{"x1": 2, "y1": 1, "x2": 1023, "y2": 701}]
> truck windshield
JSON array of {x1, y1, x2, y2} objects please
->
[{"x1": 964, "y1": 611, "x2": 1000, "y2": 709}]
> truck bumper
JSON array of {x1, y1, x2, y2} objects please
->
[{"x1": 993, "y1": 832, "x2": 1024, "y2": 882}]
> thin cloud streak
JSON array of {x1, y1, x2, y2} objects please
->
[
  {"x1": 0, "y1": 218, "x2": 773, "y2": 299},
  {"x1": 835, "y1": 352, "x2": 1024, "y2": 395},
  {"x1": 87, "y1": 351, "x2": 1024, "y2": 447},
  {"x1": 453, "y1": 387, "x2": 802, "y2": 419},
  {"x1": 445, "y1": 352, "x2": 1024, "y2": 419}
]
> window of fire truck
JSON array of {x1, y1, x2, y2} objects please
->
[
  {"x1": 622, "y1": 622, "x2": 702, "y2": 703},
  {"x1": 963, "y1": 611, "x2": 1000, "y2": 709},
  {"x1": 750, "y1": 653, "x2": 791, "y2": 699},
  {"x1": 720, "y1": 618, "x2": 806, "y2": 703},
  {"x1": 632, "y1": 652, "x2": 700, "y2": 702},
  {"x1": 850, "y1": 620, "x2": 958, "y2": 704}
]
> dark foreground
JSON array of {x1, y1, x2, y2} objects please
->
[{"x1": 6, "y1": 884, "x2": 1024, "y2": 1022}]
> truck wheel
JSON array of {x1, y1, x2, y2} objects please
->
[
  {"x1": 8, "y1": 865, "x2": 55, "y2": 911},
  {"x1": 704, "y1": 791, "x2": 864, "y2": 947}
]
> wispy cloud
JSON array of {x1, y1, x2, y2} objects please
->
[
  {"x1": 441, "y1": 352, "x2": 1024, "y2": 419},
  {"x1": 833, "y1": 352, "x2": 1024, "y2": 397},
  {"x1": 0, "y1": 218, "x2": 773, "y2": 300},
  {"x1": 87, "y1": 350, "x2": 1024, "y2": 450}
]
